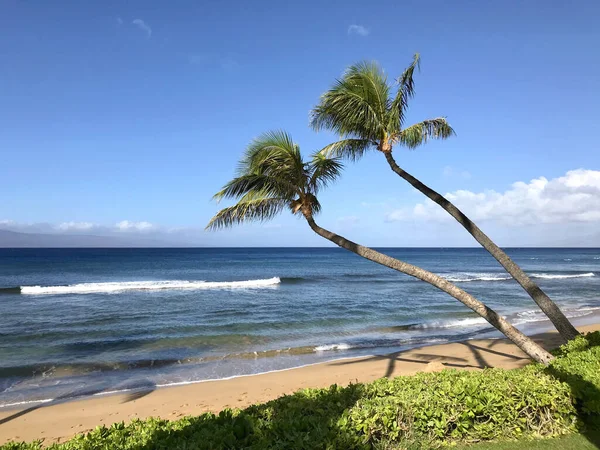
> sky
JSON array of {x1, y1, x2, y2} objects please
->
[{"x1": 1, "y1": 0, "x2": 600, "y2": 247}]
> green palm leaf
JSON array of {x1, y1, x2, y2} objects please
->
[
  {"x1": 310, "y1": 62, "x2": 389, "y2": 140},
  {"x1": 318, "y1": 139, "x2": 372, "y2": 162},
  {"x1": 212, "y1": 173, "x2": 299, "y2": 203},
  {"x1": 397, "y1": 118, "x2": 455, "y2": 149},
  {"x1": 239, "y1": 130, "x2": 308, "y2": 187},
  {"x1": 308, "y1": 153, "x2": 344, "y2": 193},
  {"x1": 388, "y1": 53, "x2": 420, "y2": 130},
  {"x1": 206, "y1": 194, "x2": 288, "y2": 230}
]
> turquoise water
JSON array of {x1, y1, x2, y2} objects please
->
[{"x1": 0, "y1": 247, "x2": 599, "y2": 407}]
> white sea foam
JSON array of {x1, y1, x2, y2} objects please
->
[
  {"x1": 444, "y1": 272, "x2": 595, "y2": 282},
  {"x1": 417, "y1": 304, "x2": 600, "y2": 331},
  {"x1": 415, "y1": 317, "x2": 489, "y2": 329},
  {"x1": 530, "y1": 272, "x2": 594, "y2": 280},
  {"x1": 513, "y1": 310, "x2": 547, "y2": 325},
  {"x1": 20, "y1": 278, "x2": 281, "y2": 295},
  {"x1": 444, "y1": 273, "x2": 512, "y2": 282},
  {"x1": 0, "y1": 397, "x2": 55, "y2": 408},
  {"x1": 513, "y1": 306, "x2": 600, "y2": 326},
  {"x1": 314, "y1": 343, "x2": 353, "y2": 352}
]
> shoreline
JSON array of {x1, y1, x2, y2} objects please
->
[
  {"x1": 1, "y1": 322, "x2": 599, "y2": 445},
  {"x1": 0, "y1": 354, "x2": 365, "y2": 410},
  {"x1": 4, "y1": 309, "x2": 599, "y2": 411}
]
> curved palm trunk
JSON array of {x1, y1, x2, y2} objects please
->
[
  {"x1": 383, "y1": 151, "x2": 579, "y2": 341},
  {"x1": 304, "y1": 215, "x2": 554, "y2": 364}
]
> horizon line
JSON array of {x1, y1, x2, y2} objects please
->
[{"x1": 1, "y1": 246, "x2": 600, "y2": 250}]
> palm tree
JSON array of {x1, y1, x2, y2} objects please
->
[
  {"x1": 206, "y1": 131, "x2": 554, "y2": 364},
  {"x1": 310, "y1": 55, "x2": 579, "y2": 341}
]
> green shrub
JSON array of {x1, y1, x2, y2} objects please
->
[
  {"x1": 3, "y1": 332, "x2": 599, "y2": 449},
  {"x1": 547, "y1": 331, "x2": 600, "y2": 419},
  {"x1": 344, "y1": 367, "x2": 577, "y2": 447}
]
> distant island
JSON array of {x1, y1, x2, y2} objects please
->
[{"x1": 0, "y1": 229, "x2": 177, "y2": 248}]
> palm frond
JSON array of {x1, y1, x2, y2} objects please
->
[
  {"x1": 238, "y1": 130, "x2": 297, "y2": 173},
  {"x1": 212, "y1": 173, "x2": 298, "y2": 203},
  {"x1": 398, "y1": 53, "x2": 420, "y2": 101},
  {"x1": 310, "y1": 62, "x2": 389, "y2": 140},
  {"x1": 206, "y1": 194, "x2": 288, "y2": 230},
  {"x1": 388, "y1": 53, "x2": 420, "y2": 131},
  {"x1": 238, "y1": 130, "x2": 308, "y2": 188},
  {"x1": 308, "y1": 153, "x2": 344, "y2": 193},
  {"x1": 345, "y1": 61, "x2": 390, "y2": 121},
  {"x1": 318, "y1": 139, "x2": 372, "y2": 162},
  {"x1": 397, "y1": 118, "x2": 455, "y2": 149}
]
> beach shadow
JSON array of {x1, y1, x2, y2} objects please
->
[
  {"x1": 329, "y1": 351, "x2": 478, "y2": 379},
  {"x1": 120, "y1": 384, "x2": 155, "y2": 404},
  {"x1": 138, "y1": 383, "x2": 365, "y2": 450},
  {"x1": 0, "y1": 379, "x2": 156, "y2": 426},
  {"x1": 329, "y1": 339, "x2": 530, "y2": 379}
]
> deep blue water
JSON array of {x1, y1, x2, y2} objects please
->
[{"x1": 1, "y1": 247, "x2": 599, "y2": 407}]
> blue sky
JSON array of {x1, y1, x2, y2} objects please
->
[{"x1": 1, "y1": 0, "x2": 600, "y2": 246}]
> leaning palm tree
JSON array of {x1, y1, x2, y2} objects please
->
[
  {"x1": 206, "y1": 131, "x2": 554, "y2": 364},
  {"x1": 310, "y1": 55, "x2": 578, "y2": 341}
]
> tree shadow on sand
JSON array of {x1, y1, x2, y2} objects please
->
[
  {"x1": 0, "y1": 379, "x2": 156, "y2": 427},
  {"x1": 0, "y1": 336, "x2": 186, "y2": 428},
  {"x1": 328, "y1": 333, "x2": 532, "y2": 379}
]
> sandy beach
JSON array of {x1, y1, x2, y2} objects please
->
[{"x1": 0, "y1": 323, "x2": 597, "y2": 446}]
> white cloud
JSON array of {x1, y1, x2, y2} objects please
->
[
  {"x1": 56, "y1": 222, "x2": 96, "y2": 231},
  {"x1": 115, "y1": 220, "x2": 156, "y2": 232},
  {"x1": 348, "y1": 24, "x2": 369, "y2": 36},
  {"x1": 443, "y1": 166, "x2": 471, "y2": 180},
  {"x1": 387, "y1": 169, "x2": 600, "y2": 226},
  {"x1": 132, "y1": 19, "x2": 152, "y2": 38},
  {"x1": 116, "y1": 17, "x2": 123, "y2": 26},
  {"x1": 385, "y1": 210, "x2": 409, "y2": 222}
]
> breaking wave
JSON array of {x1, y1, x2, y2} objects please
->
[
  {"x1": 10, "y1": 278, "x2": 281, "y2": 295},
  {"x1": 444, "y1": 272, "x2": 594, "y2": 282},
  {"x1": 314, "y1": 343, "x2": 353, "y2": 352},
  {"x1": 409, "y1": 317, "x2": 489, "y2": 330},
  {"x1": 530, "y1": 272, "x2": 594, "y2": 280}
]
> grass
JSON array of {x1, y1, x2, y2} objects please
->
[{"x1": 460, "y1": 431, "x2": 600, "y2": 449}]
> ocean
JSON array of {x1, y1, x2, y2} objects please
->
[{"x1": 1, "y1": 247, "x2": 599, "y2": 408}]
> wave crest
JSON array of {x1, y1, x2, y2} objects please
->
[
  {"x1": 444, "y1": 272, "x2": 595, "y2": 282},
  {"x1": 444, "y1": 273, "x2": 512, "y2": 282},
  {"x1": 531, "y1": 272, "x2": 594, "y2": 280},
  {"x1": 411, "y1": 317, "x2": 489, "y2": 330},
  {"x1": 19, "y1": 278, "x2": 281, "y2": 295},
  {"x1": 314, "y1": 343, "x2": 353, "y2": 352}
]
